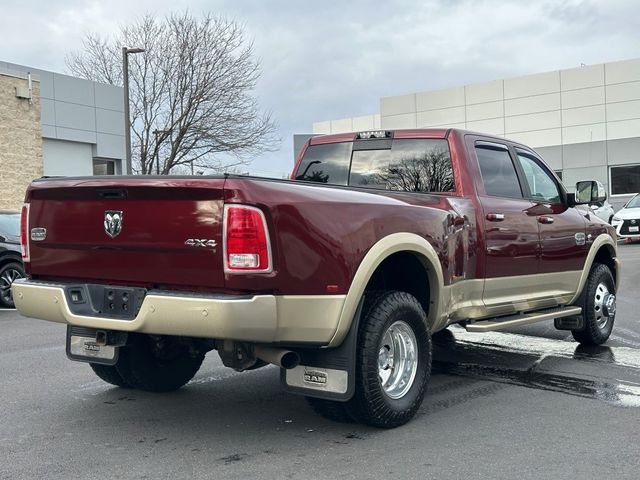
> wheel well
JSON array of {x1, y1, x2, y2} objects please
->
[
  {"x1": 0, "y1": 253, "x2": 22, "y2": 269},
  {"x1": 594, "y1": 245, "x2": 617, "y2": 287},
  {"x1": 365, "y1": 251, "x2": 431, "y2": 316}
]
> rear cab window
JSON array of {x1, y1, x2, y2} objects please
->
[
  {"x1": 296, "y1": 135, "x2": 455, "y2": 193},
  {"x1": 294, "y1": 142, "x2": 352, "y2": 184}
]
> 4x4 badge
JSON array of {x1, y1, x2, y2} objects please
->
[
  {"x1": 104, "y1": 211, "x2": 123, "y2": 238},
  {"x1": 574, "y1": 232, "x2": 586, "y2": 246}
]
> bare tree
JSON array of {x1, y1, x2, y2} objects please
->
[{"x1": 67, "y1": 13, "x2": 279, "y2": 174}]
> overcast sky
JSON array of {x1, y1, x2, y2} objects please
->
[{"x1": 1, "y1": 0, "x2": 639, "y2": 177}]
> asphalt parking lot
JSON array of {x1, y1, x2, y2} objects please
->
[{"x1": 1, "y1": 243, "x2": 639, "y2": 479}]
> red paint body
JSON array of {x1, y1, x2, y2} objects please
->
[{"x1": 23, "y1": 129, "x2": 612, "y2": 296}]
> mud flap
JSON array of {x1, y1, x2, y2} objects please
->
[
  {"x1": 280, "y1": 300, "x2": 363, "y2": 402},
  {"x1": 66, "y1": 326, "x2": 128, "y2": 365}
]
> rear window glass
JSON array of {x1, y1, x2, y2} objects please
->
[
  {"x1": 295, "y1": 142, "x2": 352, "y2": 185},
  {"x1": 349, "y1": 139, "x2": 454, "y2": 193},
  {"x1": 297, "y1": 138, "x2": 455, "y2": 193}
]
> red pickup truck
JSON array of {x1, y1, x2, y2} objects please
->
[{"x1": 13, "y1": 128, "x2": 619, "y2": 428}]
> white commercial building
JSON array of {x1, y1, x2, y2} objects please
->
[{"x1": 312, "y1": 57, "x2": 640, "y2": 209}]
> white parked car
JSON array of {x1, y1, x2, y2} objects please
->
[
  {"x1": 612, "y1": 193, "x2": 640, "y2": 240},
  {"x1": 588, "y1": 199, "x2": 615, "y2": 224}
]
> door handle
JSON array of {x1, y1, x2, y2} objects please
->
[
  {"x1": 486, "y1": 213, "x2": 505, "y2": 222},
  {"x1": 538, "y1": 216, "x2": 554, "y2": 224}
]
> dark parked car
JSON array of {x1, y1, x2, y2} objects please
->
[{"x1": 0, "y1": 210, "x2": 24, "y2": 308}]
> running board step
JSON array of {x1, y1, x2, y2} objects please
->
[{"x1": 465, "y1": 306, "x2": 582, "y2": 333}]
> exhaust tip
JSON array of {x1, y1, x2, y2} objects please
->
[{"x1": 280, "y1": 351, "x2": 300, "y2": 370}]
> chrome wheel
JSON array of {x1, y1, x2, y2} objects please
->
[
  {"x1": 593, "y1": 282, "x2": 614, "y2": 329},
  {"x1": 378, "y1": 320, "x2": 418, "y2": 400},
  {"x1": 0, "y1": 265, "x2": 23, "y2": 306}
]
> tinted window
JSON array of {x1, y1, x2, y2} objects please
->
[
  {"x1": 0, "y1": 214, "x2": 20, "y2": 237},
  {"x1": 611, "y1": 165, "x2": 640, "y2": 195},
  {"x1": 349, "y1": 139, "x2": 454, "y2": 192},
  {"x1": 93, "y1": 159, "x2": 115, "y2": 175},
  {"x1": 476, "y1": 146, "x2": 523, "y2": 198},
  {"x1": 517, "y1": 154, "x2": 561, "y2": 203},
  {"x1": 295, "y1": 142, "x2": 352, "y2": 185}
]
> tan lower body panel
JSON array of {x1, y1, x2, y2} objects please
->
[
  {"x1": 12, "y1": 280, "x2": 345, "y2": 344},
  {"x1": 465, "y1": 306, "x2": 582, "y2": 332},
  {"x1": 478, "y1": 270, "x2": 581, "y2": 320}
]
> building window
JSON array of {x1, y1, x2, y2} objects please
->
[
  {"x1": 93, "y1": 159, "x2": 115, "y2": 176},
  {"x1": 610, "y1": 165, "x2": 640, "y2": 195}
]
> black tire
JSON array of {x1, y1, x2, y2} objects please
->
[
  {"x1": 89, "y1": 363, "x2": 132, "y2": 388},
  {"x1": 572, "y1": 263, "x2": 616, "y2": 345},
  {"x1": 346, "y1": 291, "x2": 431, "y2": 428},
  {"x1": 0, "y1": 261, "x2": 24, "y2": 308},
  {"x1": 305, "y1": 397, "x2": 355, "y2": 423},
  {"x1": 116, "y1": 334, "x2": 204, "y2": 392}
]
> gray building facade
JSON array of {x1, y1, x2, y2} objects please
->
[
  {"x1": 1, "y1": 61, "x2": 126, "y2": 177},
  {"x1": 313, "y1": 58, "x2": 640, "y2": 209}
]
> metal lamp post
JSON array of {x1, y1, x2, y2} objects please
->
[{"x1": 122, "y1": 47, "x2": 145, "y2": 175}]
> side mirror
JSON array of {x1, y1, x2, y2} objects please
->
[{"x1": 575, "y1": 180, "x2": 606, "y2": 204}]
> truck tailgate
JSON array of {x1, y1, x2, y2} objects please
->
[{"x1": 27, "y1": 177, "x2": 226, "y2": 290}]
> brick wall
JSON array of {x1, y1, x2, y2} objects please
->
[{"x1": 0, "y1": 73, "x2": 42, "y2": 210}]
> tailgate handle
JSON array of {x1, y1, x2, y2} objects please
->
[{"x1": 97, "y1": 189, "x2": 128, "y2": 199}]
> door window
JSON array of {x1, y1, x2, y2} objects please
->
[
  {"x1": 517, "y1": 154, "x2": 561, "y2": 203},
  {"x1": 475, "y1": 145, "x2": 523, "y2": 198}
]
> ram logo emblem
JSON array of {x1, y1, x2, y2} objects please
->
[
  {"x1": 104, "y1": 211, "x2": 123, "y2": 238},
  {"x1": 304, "y1": 369, "x2": 328, "y2": 386}
]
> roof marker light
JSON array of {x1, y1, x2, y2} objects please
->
[{"x1": 357, "y1": 130, "x2": 391, "y2": 139}]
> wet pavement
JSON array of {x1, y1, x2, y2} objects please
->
[
  {"x1": 434, "y1": 327, "x2": 640, "y2": 408},
  {"x1": 1, "y1": 242, "x2": 639, "y2": 479}
]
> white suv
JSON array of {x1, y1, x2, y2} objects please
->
[
  {"x1": 612, "y1": 194, "x2": 640, "y2": 239},
  {"x1": 588, "y1": 199, "x2": 615, "y2": 224}
]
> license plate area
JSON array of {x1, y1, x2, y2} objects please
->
[
  {"x1": 64, "y1": 284, "x2": 146, "y2": 320},
  {"x1": 629, "y1": 226, "x2": 639, "y2": 233},
  {"x1": 66, "y1": 326, "x2": 121, "y2": 365}
]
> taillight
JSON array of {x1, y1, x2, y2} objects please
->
[
  {"x1": 223, "y1": 205, "x2": 272, "y2": 273},
  {"x1": 20, "y1": 203, "x2": 30, "y2": 262}
]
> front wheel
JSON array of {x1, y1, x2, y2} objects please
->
[
  {"x1": 572, "y1": 263, "x2": 616, "y2": 345},
  {"x1": 346, "y1": 291, "x2": 431, "y2": 428}
]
